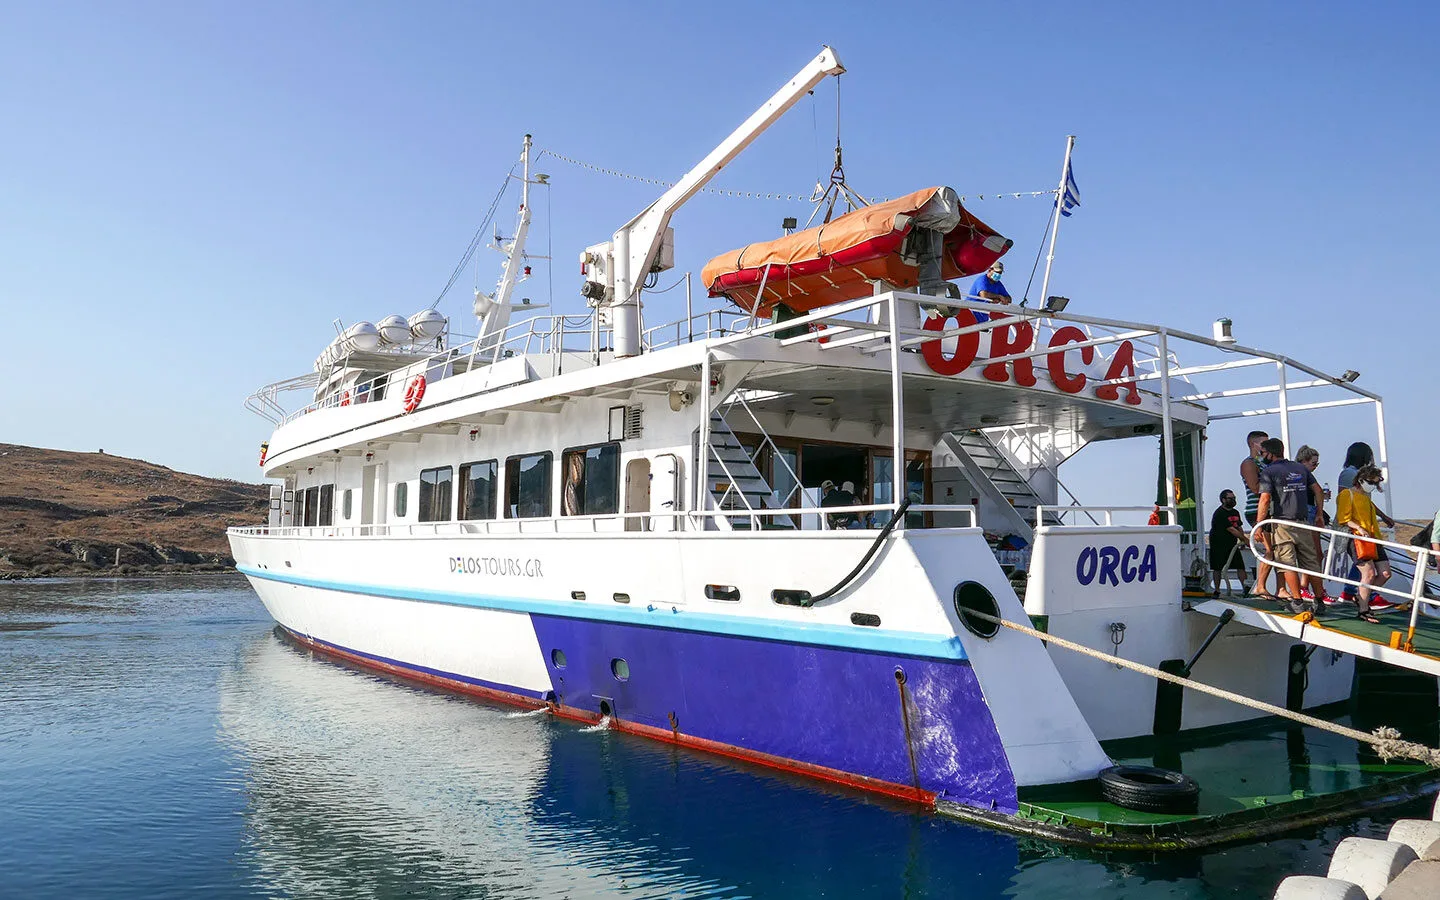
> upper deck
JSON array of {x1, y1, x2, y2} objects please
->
[{"x1": 250, "y1": 290, "x2": 1380, "y2": 486}]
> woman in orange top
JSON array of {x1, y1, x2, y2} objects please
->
[{"x1": 1335, "y1": 464, "x2": 1392, "y2": 623}]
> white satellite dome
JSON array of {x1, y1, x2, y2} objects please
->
[
  {"x1": 408, "y1": 308, "x2": 447, "y2": 341},
  {"x1": 377, "y1": 315, "x2": 410, "y2": 345},
  {"x1": 341, "y1": 321, "x2": 381, "y2": 353}
]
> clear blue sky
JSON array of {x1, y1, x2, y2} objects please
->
[{"x1": 2, "y1": 2, "x2": 1436, "y2": 515}]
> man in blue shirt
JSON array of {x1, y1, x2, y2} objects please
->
[{"x1": 968, "y1": 261, "x2": 1010, "y2": 323}]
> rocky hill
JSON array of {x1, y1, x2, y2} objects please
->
[{"x1": 0, "y1": 443, "x2": 267, "y2": 578}]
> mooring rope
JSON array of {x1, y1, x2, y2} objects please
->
[{"x1": 967, "y1": 609, "x2": 1440, "y2": 767}]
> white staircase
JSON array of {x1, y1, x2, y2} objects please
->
[
  {"x1": 702, "y1": 413, "x2": 777, "y2": 530},
  {"x1": 941, "y1": 430, "x2": 1062, "y2": 540}
]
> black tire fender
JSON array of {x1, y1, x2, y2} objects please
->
[{"x1": 1098, "y1": 765, "x2": 1200, "y2": 814}]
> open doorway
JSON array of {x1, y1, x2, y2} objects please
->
[{"x1": 800, "y1": 443, "x2": 868, "y2": 496}]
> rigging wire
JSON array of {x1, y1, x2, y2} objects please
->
[
  {"x1": 1020, "y1": 199, "x2": 1058, "y2": 306},
  {"x1": 539, "y1": 146, "x2": 1055, "y2": 206},
  {"x1": 810, "y1": 88, "x2": 821, "y2": 191},
  {"x1": 645, "y1": 273, "x2": 690, "y2": 294},
  {"x1": 430, "y1": 164, "x2": 519, "y2": 309}
]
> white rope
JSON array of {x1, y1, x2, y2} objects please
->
[
  {"x1": 969, "y1": 610, "x2": 1440, "y2": 767},
  {"x1": 538, "y1": 149, "x2": 1057, "y2": 205}
]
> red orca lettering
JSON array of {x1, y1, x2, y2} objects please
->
[
  {"x1": 1045, "y1": 325, "x2": 1093, "y2": 394},
  {"x1": 1095, "y1": 340, "x2": 1142, "y2": 405},
  {"x1": 980, "y1": 312, "x2": 1037, "y2": 387},
  {"x1": 920, "y1": 309, "x2": 982, "y2": 376}
]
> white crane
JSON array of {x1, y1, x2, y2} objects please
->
[{"x1": 580, "y1": 46, "x2": 846, "y2": 357}]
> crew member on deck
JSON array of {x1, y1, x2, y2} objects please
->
[
  {"x1": 968, "y1": 261, "x2": 1010, "y2": 323},
  {"x1": 970, "y1": 262, "x2": 1011, "y2": 304}
]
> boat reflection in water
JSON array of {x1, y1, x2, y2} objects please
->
[{"x1": 217, "y1": 630, "x2": 1019, "y2": 898}]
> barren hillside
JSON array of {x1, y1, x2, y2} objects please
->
[{"x1": 0, "y1": 443, "x2": 267, "y2": 578}]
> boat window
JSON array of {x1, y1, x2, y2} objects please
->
[
  {"x1": 505, "y1": 452, "x2": 553, "y2": 519},
  {"x1": 342, "y1": 489, "x2": 352, "y2": 520},
  {"x1": 459, "y1": 460, "x2": 498, "y2": 521},
  {"x1": 303, "y1": 486, "x2": 320, "y2": 527},
  {"x1": 872, "y1": 456, "x2": 927, "y2": 528},
  {"x1": 394, "y1": 481, "x2": 408, "y2": 518},
  {"x1": 561, "y1": 442, "x2": 620, "y2": 516},
  {"x1": 419, "y1": 467, "x2": 453, "y2": 522},
  {"x1": 318, "y1": 484, "x2": 335, "y2": 527},
  {"x1": 293, "y1": 488, "x2": 307, "y2": 527}
]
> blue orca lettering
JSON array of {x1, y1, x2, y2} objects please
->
[
  {"x1": 1076, "y1": 547, "x2": 1098, "y2": 585},
  {"x1": 1120, "y1": 545, "x2": 1140, "y2": 583},
  {"x1": 1139, "y1": 545, "x2": 1158, "y2": 582},
  {"x1": 1098, "y1": 546, "x2": 1121, "y2": 586}
]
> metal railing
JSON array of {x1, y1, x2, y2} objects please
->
[
  {"x1": 1036, "y1": 505, "x2": 1180, "y2": 527},
  {"x1": 1248, "y1": 519, "x2": 1439, "y2": 648},
  {"x1": 228, "y1": 503, "x2": 980, "y2": 539}
]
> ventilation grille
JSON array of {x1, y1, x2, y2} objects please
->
[{"x1": 623, "y1": 405, "x2": 644, "y2": 440}]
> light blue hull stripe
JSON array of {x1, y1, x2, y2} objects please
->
[{"x1": 237, "y1": 564, "x2": 968, "y2": 661}]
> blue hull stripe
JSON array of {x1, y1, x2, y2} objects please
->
[{"x1": 237, "y1": 564, "x2": 968, "y2": 661}]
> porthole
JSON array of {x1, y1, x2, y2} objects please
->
[
  {"x1": 551, "y1": 648, "x2": 567, "y2": 668},
  {"x1": 953, "y1": 581, "x2": 1001, "y2": 639},
  {"x1": 705, "y1": 584, "x2": 740, "y2": 602},
  {"x1": 772, "y1": 589, "x2": 812, "y2": 607},
  {"x1": 610, "y1": 658, "x2": 630, "y2": 681}
]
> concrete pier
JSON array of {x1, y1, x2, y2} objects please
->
[{"x1": 1273, "y1": 795, "x2": 1440, "y2": 899}]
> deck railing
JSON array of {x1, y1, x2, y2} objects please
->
[
  {"x1": 229, "y1": 503, "x2": 979, "y2": 539},
  {"x1": 1248, "y1": 520, "x2": 1438, "y2": 648},
  {"x1": 1035, "y1": 505, "x2": 1179, "y2": 527}
]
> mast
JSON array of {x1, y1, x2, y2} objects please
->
[
  {"x1": 475, "y1": 134, "x2": 536, "y2": 351},
  {"x1": 1037, "y1": 135, "x2": 1076, "y2": 307}
]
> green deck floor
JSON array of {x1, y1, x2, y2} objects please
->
[
  {"x1": 1020, "y1": 717, "x2": 1432, "y2": 828},
  {"x1": 997, "y1": 670, "x2": 1440, "y2": 847},
  {"x1": 1217, "y1": 594, "x2": 1440, "y2": 660}
]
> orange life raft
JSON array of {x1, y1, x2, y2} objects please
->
[{"x1": 702, "y1": 186, "x2": 1012, "y2": 318}]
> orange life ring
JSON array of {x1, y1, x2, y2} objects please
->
[
  {"x1": 402, "y1": 374, "x2": 426, "y2": 414},
  {"x1": 339, "y1": 390, "x2": 352, "y2": 407}
]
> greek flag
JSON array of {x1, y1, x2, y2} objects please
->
[{"x1": 1059, "y1": 165, "x2": 1081, "y2": 217}]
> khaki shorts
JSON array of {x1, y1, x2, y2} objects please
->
[{"x1": 1270, "y1": 523, "x2": 1320, "y2": 572}]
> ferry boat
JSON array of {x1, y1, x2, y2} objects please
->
[{"x1": 229, "y1": 47, "x2": 1440, "y2": 848}]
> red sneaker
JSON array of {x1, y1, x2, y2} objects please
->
[{"x1": 1368, "y1": 597, "x2": 1396, "y2": 611}]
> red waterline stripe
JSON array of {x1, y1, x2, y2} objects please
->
[{"x1": 281, "y1": 627, "x2": 937, "y2": 808}]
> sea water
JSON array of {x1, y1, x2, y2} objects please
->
[{"x1": 0, "y1": 575, "x2": 1423, "y2": 899}]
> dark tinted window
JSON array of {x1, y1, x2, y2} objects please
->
[
  {"x1": 303, "y1": 486, "x2": 319, "y2": 527},
  {"x1": 394, "y1": 481, "x2": 408, "y2": 518},
  {"x1": 459, "y1": 460, "x2": 498, "y2": 520},
  {"x1": 342, "y1": 489, "x2": 352, "y2": 520},
  {"x1": 318, "y1": 484, "x2": 334, "y2": 526},
  {"x1": 506, "y1": 452, "x2": 552, "y2": 518},
  {"x1": 561, "y1": 443, "x2": 620, "y2": 516},
  {"x1": 419, "y1": 467, "x2": 453, "y2": 522}
]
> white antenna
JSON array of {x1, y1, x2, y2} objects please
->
[
  {"x1": 475, "y1": 134, "x2": 538, "y2": 350},
  {"x1": 1037, "y1": 135, "x2": 1076, "y2": 307}
]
